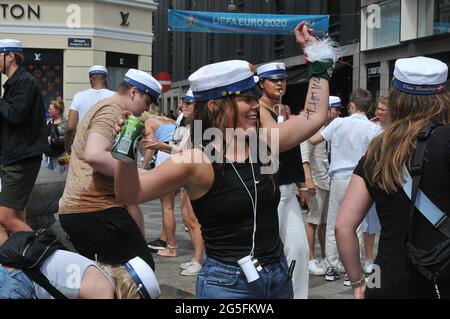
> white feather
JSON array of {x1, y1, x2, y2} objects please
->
[{"x1": 303, "y1": 38, "x2": 342, "y2": 63}]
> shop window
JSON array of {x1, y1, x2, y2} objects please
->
[
  {"x1": 106, "y1": 52, "x2": 138, "y2": 91},
  {"x1": 367, "y1": 63, "x2": 381, "y2": 100},
  {"x1": 364, "y1": 0, "x2": 400, "y2": 49},
  {"x1": 418, "y1": 0, "x2": 450, "y2": 37},
  {"x1": 23, "y1": 49, "x2": 63, "y2": 110}
]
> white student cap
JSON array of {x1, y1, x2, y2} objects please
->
[
  {"x1": 329, "y1": 96, "x2": 342, "y2": 108},
  {"x1": 189, "y1": 60, "x2": 259, "y2": 102},
  {"x1": 125, "y1": 257, "x2": 161, "y2": 299},
  {"x1": 256, "y1": 62, "x2": 287, "y2": 80},
  {"x1": 393, "y1": 57, "x2": 448, "y2": 95},
  {"x1": 0, "y1": 39, "x2": 22, "y2": 52},
  {"x1": 184, "y1": 88, "x2": 195, "y2": 103},
  {"x1": 124, "y1": 69, "x2": 162, "y2": 99},
  {"x1": 88, "y1": 65, "x2": 108, "y2": 77}
]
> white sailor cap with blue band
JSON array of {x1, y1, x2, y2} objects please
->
[
  {"x1": 124, "y1": 257, "x2": 161, "y2": 299},
  {"x1": 393, "y1": 57, "x2": 448, "y2": 95},
  {"x1": 88, "y1": 65, "x2": 108, "y2": 77},
  {"x1": 189, "y1": 60, "x2": 258, "y2": 102},
  {"x1": 184, "y1": 88, "x2": 195, "y2": 103},
  {"x1": 124, "y1": 69, "x2": 162, "y2": 99},
  {"x1": 257, "y1": 62, "x2": 287, "y2": 80},
  {"x1": 0, "y1": 39, "x2": 22, "y2": 52},
  {"x1": 329, "y1": 96, "x2": 342, "y2": 108}
]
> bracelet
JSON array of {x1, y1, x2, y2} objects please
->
[
  {"x1": 350, "y1": 276, "x2": 366, "y2": 288},
  {"x1": 298, "y1": 188, "x2": 308, "y2": 192}
]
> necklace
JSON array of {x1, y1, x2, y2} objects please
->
[{"x1": 229, "y1": 153, "x2": 258, "y2": 257}]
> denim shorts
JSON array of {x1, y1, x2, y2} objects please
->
[
  {"x1": 196, "y1": 255, "x2": 294, "y2": 299},
  {"x1": 0, "y1": 265, "x2": 35, "y2": 299}
]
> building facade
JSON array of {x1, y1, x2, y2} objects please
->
[
  {"x1": 360, "y1": 0, "x2": 450, "y2": 99},
  {"x1": 0, "y1": 0, "x2": 157, "y2": 110},
  {"x1": 153, "y1": 0, "x2": 361, "y2": 114}
]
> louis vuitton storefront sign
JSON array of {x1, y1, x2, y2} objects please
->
[{"x1": 0, "y1": 3, "x2": 40, "y2": 19}]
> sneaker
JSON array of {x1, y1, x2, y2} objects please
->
[
  {"x1": 147, "y1": 239, "x2": 167, "y2": 251},
  {"x1": 343, "y1": 274, "x2": 351, "y2": 286},
  {"x1": 180, "y1": 262, "x2": 202, "y2": 276},
  {"x1": 362, "y1": 260, "x2": 374, "y2": 274},
  {"x1": 325, "y1": 267, "x2": 340, "y2": 281},
  {"x1": 180, "y1": 258, "x2": 195, "y2": 270},
  {"x1": 309, "y1": 259, "x2": 326, "y2": 276}
]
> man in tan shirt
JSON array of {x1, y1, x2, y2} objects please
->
[{"x1": 59, "y1": 69, "x2": 161, "y2": 269}]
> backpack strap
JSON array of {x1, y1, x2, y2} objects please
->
[
  {"x1": 404, "y1": 124, "x2": 450, "y2": 238},
  {"x1": 24, "y1": 269, "x2": 68, "y2": 299}
]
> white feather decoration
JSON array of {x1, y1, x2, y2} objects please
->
[{"x1": 303, "y1": 38, "x2": 342, "y2": 63}]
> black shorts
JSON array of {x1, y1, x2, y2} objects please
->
[
  {"x1": 59, "y1": 206, "x2": 154, "y2": 270},
  {"x1": 0, "y1": 156, "x2": 41, "y2": 211}
]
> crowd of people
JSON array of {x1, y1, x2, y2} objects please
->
[{"x1": 0, "y1": 20, "x2": 449, "y2": 299}]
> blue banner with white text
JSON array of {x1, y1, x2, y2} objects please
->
[{"x1": 168, "y1": 10, "x2": 329, "y2": 36}]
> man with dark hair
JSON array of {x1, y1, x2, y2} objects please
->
[
  {"x1": 65, "y1": 65, "x2": 114, "y2": 154},
  {"x1": 0, "y1": 39, "x2": 47, "y2": 235},
  {"x1": 349, "y1": 88, "x2": 372, "y2": 113},
  {"x1": 309, "y1": 89, "x2": 381, "y2": 286}
]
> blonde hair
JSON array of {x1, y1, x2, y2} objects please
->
[
  {"x1": 141, "y1": 110, "x2": 174, "y2": 125},
  {"x1": 97, "y1": 263, "x2": 141, "y2": 299},
  {"x1": 364, "y1": 89, "x2": 449, "y2": 193},
  {"x1": 50, "y1": 99, "x2": 65, "y2": 114}
]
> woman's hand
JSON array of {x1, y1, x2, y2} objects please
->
[
  {"x1": 294, "y1": 22, "x2": 318, "y2": 47},
  {"x1": 142, "y1": 136, "x2": 164, "y2": 151},
  {"x1": 114, "y1": 111, "x2": 132, "y2": 136},
  {"x1": 305, "y1": 177, "x2": 317, "y2": 197},
  {"x1": 370, "y1": 116, "x2": 380, "y2": 123}
]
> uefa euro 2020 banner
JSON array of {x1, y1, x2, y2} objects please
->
[{"x1": 168, "y1": 10, "x2": 329, "y2": 36}]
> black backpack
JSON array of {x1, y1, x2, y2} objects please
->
[
  {"x1": 0, "y1": 229, "x2": 68, "y2": 299},
  {"x1": 405, "y1": 124, "x2": 450, "y2": 299}
]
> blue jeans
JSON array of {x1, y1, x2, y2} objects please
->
[
  {"x1": 196, "y1": 255, "x2": 294, "y2": 299},
  {"x1": 0, "y1": 266, "x2": 35, "y2": 299}
]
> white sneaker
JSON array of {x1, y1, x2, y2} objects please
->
[
  {"x1": 180, "y1": 262, "x2": 202, "y2": 276},
  {"x1": 180, "y1": 258, "x2": 195, "y2": 270},
  {"x1": 309, "y1": 259, "x2": 326, "y2": 276},
  {"x1": 338, "y1": 263, "x2": 346, "y2": 274},
  {"x1": 362, "y1": 260, "x2": 374, "y2": 274},
  {"x1": 343, "y1": 274, "x2": 351, "y2": 286}
]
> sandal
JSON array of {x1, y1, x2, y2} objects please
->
[{"x1": 157, "y1": 244, "x2": 177, "y2": 257}]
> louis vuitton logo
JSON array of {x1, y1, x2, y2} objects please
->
[
  {"x1": 34, "y1": 53, "x2": 41, "y2": 61},
  {"x1": 120, "y1": 11, "x2": 130, "y2": 26}
]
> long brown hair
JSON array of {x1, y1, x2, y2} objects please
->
[
  {"x1": 364, "y1": 88, "x2": 449, "y2": 193},
  {"x1": 190, "y1": 95, "x2": 277, "y2": 193},
  {"x1": 190, "y1": 96, "x2": 239, "y2": 152}
]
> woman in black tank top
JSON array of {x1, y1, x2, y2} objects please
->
[{"x1": 114, "y1": 23, "x2": 338, "y2": 299}]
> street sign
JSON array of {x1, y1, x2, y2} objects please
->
[
  {"x1": 156, "y1": 72, "x2": 172, "y2": 93},
  {"x1": 68, "y1": 38, "x2": 92, "y2": 48}
]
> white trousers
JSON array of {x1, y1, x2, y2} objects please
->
[
  {"x1": 325, "y1": 178, "x2": 363, "y2": 270},
  {"x1": 278, "y1": 183, "x2": 309, "y2": 299}
]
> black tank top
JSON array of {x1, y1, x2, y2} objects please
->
[
  {"x1": 191, "y1": 160, "x2": 283, "y2": 264},
  {"x1": 268, "y1": 109, "x2": 305, "y2": 185}
]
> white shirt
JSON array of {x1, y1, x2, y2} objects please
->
[
  {"x1": 321, "y1": 113, "x2": 382, "y2": 180},
  {"x1": 70, "y1": 88, "x2": 115, "y2": 122},
  {"x1": 300, "y1": 129, "x2": 330, "y2": 190},
  {"x1": 34, "y1": 250, "x2": 114, "y2": 299}
]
